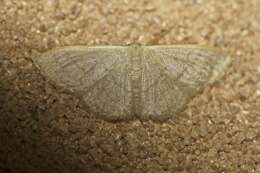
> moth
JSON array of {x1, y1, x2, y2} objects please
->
[{"x1": 34, "y1": 45, "x2": 231, "y2": 121}]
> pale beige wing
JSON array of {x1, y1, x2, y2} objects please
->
[
  {"x1": 140, "y1": 45, "x2": 231, "y2": 121},
  {"x1": 34, "y1": 46, "x2": 132, "y2": 121}
]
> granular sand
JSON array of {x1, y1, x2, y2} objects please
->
[{"x1": 0, "y1": 0, "x2": 259, "y2": 172}]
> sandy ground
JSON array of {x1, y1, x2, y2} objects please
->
[{"x1": 0, "y1": 0, "x2": 260, "y2": 172}]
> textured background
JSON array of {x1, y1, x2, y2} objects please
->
[{"x1": 0, "y1": 0, "x2": 260, "y2": 172}]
